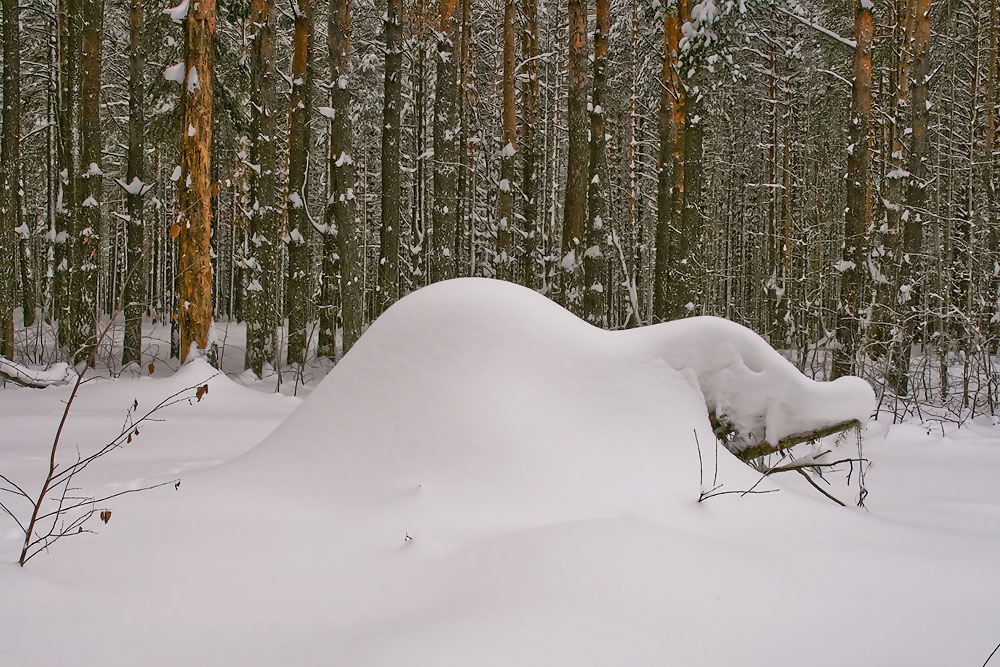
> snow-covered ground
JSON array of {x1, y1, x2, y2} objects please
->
[{"x1": 1, "y1": 279, "x2": 998, "y2": 666}]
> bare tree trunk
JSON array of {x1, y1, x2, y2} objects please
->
[
  {"x1": 378, "y1": 0, "x2": 403, "y2": 315},
  {"x1": 678, "y1": 0, "x2": 701, "y2": 318},
  {"x1": 177, "y1": 0, "x2": 216, "y2": 364},
  {"x1": 584, "y1": 0, "x2": 609, "y2": 326},
  {"x1": 890, "y1": 0, "x2": 932, "y2": 394},
  {"x1": 73, "y1": 0, "x2": 102, "y2": 364},
  {"x1": 286, "y1": 0, "x2": 315, "y2": 365},
  {"x1": 245, "y1": 0, "x2": 279, "y2": 376},
  {"x1": 431, "y1": 0, "x2": 460, "y2": 282},
  {"x1": 55, "y1": 0, "x2": 79, "y2": 353},
  {"x1": 454, "y1": 0, "x2": 473, "y2": 276},
  {"x1": 122, "y1": 0, "x2": 146, "y2": 367},
  {"x1": 497, "y1": 0, "x2": 516, "y2": 281},
  {"x1": 832, "y1": 0, "x2": 873, "y2": 379},
  {"x1": 985, "y1": 0, "x2": 999, "y2": 350},
  {"x1": 0, "y1": 0, "x2": 22, "y2": 358},
  {"x1": 520, "y1": 0, "x2": 540, "y2": 290},
  {"x1": 653, "y1": 6, "x2": 682, "y2": 322},
  {"x1": 562, "y1": 0, "x2": 588, "y2": 311},
  {"x1": 329, "y1": 0, "x2": 362, "y2": 354}
]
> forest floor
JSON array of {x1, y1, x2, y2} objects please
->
[{"x1": 1, "y1": 285, "x2": 998, "y2": 666}]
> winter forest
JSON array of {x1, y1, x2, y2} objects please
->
[
  {"x1": 1, "y1": 0, "x2": 999, "y2": 664},
  {"x1": 0, "y1": 0, "x2": 994, "y2": 402}
]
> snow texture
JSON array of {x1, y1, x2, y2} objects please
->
[{"x1": 0, "y1": 280, "x2": 995, "y2": 667}]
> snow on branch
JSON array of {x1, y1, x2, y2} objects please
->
[
  {"x1": 0, "y1": 357, "x2": 77, "y2": 388},
  {"x1": 774, "y1": 6, "x2": 857, "y2": 51}
]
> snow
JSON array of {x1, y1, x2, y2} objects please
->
[
  {"x1": 163, "y1": 62, "x2": 185, "y2": 84},
  {"x1": 116, "y1": 176, "x2": 152, "y2": 196},
  {"x1": 162, "y1": 0, "x2": 189, "y2": 22},
  {"x1": 0, "y1": 280, "x2": 998, "y2": 666}
]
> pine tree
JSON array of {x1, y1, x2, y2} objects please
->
[
  {"x1": 562, "y1": 0, "x2": 588, "y2": 311},
  {"x1": 286, "y1": 0, "x2": 316, "y2": 365},
  {"x1": 176, "y1": 0, "x2": 216, "y2": 364},
  {"x1": 0, "y1": 0, "x2": 21, "y2": 358},
  {"x1": 121, "y1": 0, "x2": 147, "y2": 367},
  {"x1": 245, "y1": 0, "x2": 279, "y2": 376},
  {"x1": 832, "y1": 0, "x2": 874, "y2": 379},
  {"x1": 378, "y1": 0, "x2": 404, "y2": 316}
]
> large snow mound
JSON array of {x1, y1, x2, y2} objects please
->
[
  {"x1": 227, "y1": 279, "x2": 873, "y2": 514},
  {"x1": 2, "y1": 279, "x2": 995, "y2": 667}
]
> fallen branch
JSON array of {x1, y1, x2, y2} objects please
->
[
  {"x1": 0, "y1": 356, "x2": 77, "y2": 388},
  {"x1": 731, "y1": 419, "x2": 862, "y2": 462}
]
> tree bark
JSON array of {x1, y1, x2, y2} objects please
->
[
  {"x1": 562, "y1": 0, "x2": 588, "y2": 311},
  {"x1": 122, "y1": 0, "x2": 146, "y2": 367},
  {"x1": 0, "y1": 0, "x2": 22, "y2": 358},
  {"x1": 890, "y1": 0, "x2": 931, "y2": 395},
  {"x1": 497, "y1": 0, "x2": 516, "y2": 281},
  {"x1": 245, "y1": 0, "x2": 279, "y2": 376},
  {"x1": 520, "y1": 0, "x2": 540, "y2": 290},
  {"x1": 584, "y1": 0, "x2": 610, "y2": 326},
  {"x1": 378, "y1": 0, "x2": 403, "y2": 315},
  {"x1": 653, "y1": 6, "x2": 683, "y2": 322},
  {"x1": 73, "y1": 0, "x2": 102, "y2": 364},
  {"x1": 431, "y1": 0, "x2": 460, "y2": 282},
  {"x1": 329, "y1": 0, "x2": 362, "y2": 354},
  {"x1": 286, "y1": 0, "x2": 316, "y2": 365},
  {"x1": 832, "y1": 0, "x2": 873, "y2": 380},
  {"x1": 177, "y1": 0, "x2": 216, "y2": 364},
  {"x1": 55, "y1": 0, "x2": 79, "y2": 353}
]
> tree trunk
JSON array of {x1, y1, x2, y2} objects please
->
[
  {"x1": 832, "y1": 0, "x2": 873, "y2": 380},
  {"x1": 520, "y1": 0, "x2": 540, "y2": 290},
  {"x1": 497, "y1": 0, "x2": 516, "y2": 281},
  {"x1": 55, "y1": 0, "x2": 79, "y2": 354},
  {"x1": 329, "y1": 0, "x2": 362, "y2": 354},
  {"x1": 245, "y1": 0, "x2": 279, "y2": 376},
  {"x1": 122, "y1": 0, "x2": 146, "y2": 367},
  {"x1": 73, "y1": 0, "x2": 102, "y2": 364},
  {"x1": 286, "y1": 0, "x2": 316, "y2": 365},
  {"x1": 562, "y1": 0, "x2": 588, "y2": 311},
  {"x1": 985, "y1": 0, "x2": 998, "y2": 350},
  {"x1": 584, "y1": 0, "x2": 609, "y2": 326},
  {"x1": 653, "y1": 6, "x2": 682, "y2": 322},
  {"x1": 0, "y1": 0, "x2": 22, "y2": 358},
  {"x1": 176, "y1": 0, "x2": 216, "y2": 364},
  {"x1": 378, "y1": 0, "x2": 403, "y2": 315},
  {"x1": 890, "y1": 0, "x2": 932, "y2": 395},
  {"x1": 678, "y1": 0, "x2": 702, "y2": 318},
  {"x1": 431, "y1": 0, "x2": 460, "y2": 283}
]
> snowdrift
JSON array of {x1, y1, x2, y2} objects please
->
[{"x1": 3, "y1": 279, "x2": 995, "y2": 667}]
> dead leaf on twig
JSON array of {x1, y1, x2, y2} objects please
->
[
  {"x1": 100, "y1": 510, "x2": 112, "y2": 524},
  {"x1": 196, "y1": 384, "x2": 209, "y2": 402}
]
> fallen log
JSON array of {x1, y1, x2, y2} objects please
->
[
  {"x1": 729, "y1": 419, "x2": 863, "y2": 462},
  {"x1": 0, "y1": 357, "x2": 77, "y2": 389}
]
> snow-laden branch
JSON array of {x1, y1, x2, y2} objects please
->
[
  {"x1": 775, "y1": 6, "x2": 856, "y2": 51},
  {"x1": 0, "y1": 357, "x2": 77, "y2": 388}
]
